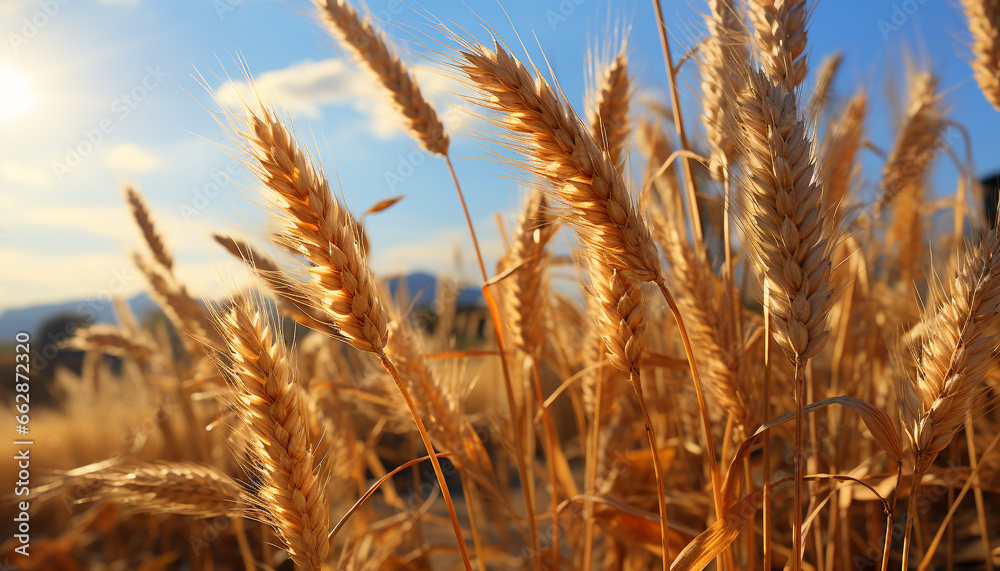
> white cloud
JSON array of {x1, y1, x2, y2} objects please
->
[
  {"x1": 105, "y1": 143, "x2": 161, "y2": 173},
  {"x1": 0, "y1": 160, "x2": 52, "y2": 187},
  {"x1": 216, "y1": 59, "x2": 369, "y2": 120},
  {"x1": 215, "y1": 58, "x2": 477, "y2": 140},
  {"x1": 375, "y1": 221, "x2": 503, "y2": 279}
]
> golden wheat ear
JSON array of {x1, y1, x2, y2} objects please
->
[
  {"x1": 877, "y1": 69, "x2": 946, "y2": 213},
  {"x1": 235, "y1": 105, "x2": 388, "y2": 354},
  {"x1": 125, "y1": 186, "x2": 174, "y2": 273},
  {"x1": 700, "y1": 0, "x2": 750, "y2": 175},
  {"x1": 85, "y1": 462, "x2": 245, "y2": 518},
  {"x1": 901, "y1": 229, "x2": 1000, "y2": 475},
  {"x1": 746, "y1": 0, "x2": 811, "y2": 90},
  {"x1": 962, "y1": 0, "x2": 1000, "y2": 111},
  {"x1": 588, "y1": 44, "x2": 632, "y2": 174},
  {"x1": 313, "y1": 0, "x2": 448, "y2": 155},
  {"x1": 453, "y1": 40, "x2": 661, "y2": 283},
  {"x1": 214, "y1": 296, "x2": 330, "y2": 571}
]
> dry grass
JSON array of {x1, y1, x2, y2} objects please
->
[{"x1": 11, "y1": 2, "x2": 1000, "y2": 571}]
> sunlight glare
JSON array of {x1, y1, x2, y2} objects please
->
[{"x1": 0, "y1": 64, "x2": 35, "y2": 121}]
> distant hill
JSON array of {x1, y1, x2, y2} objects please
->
[
  {"x1": 0, "y1": 274, "x2": 483, "y2": 341},
  {"x1": 0, "y1": 293, "x2": 159, "y2": 339},
  {"x1": 384, "y1": 272, "x2": 484, "y2": 309}
]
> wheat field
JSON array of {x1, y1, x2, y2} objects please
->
[{"x1": 3, "y1": 0, "x2": 1000, "y2": 569}]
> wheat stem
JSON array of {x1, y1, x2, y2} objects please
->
[
  {"x1": 652, "y1": 0, "x2": 704, "y2": 246},
  {"x1": 446, "y1": 154, "x2": 541, "y2": 564},
  {"x1": 654, "y1": 279, "x2": 724, "y2": 528},
  {"x1": 633, "y1": 373, "x2": 672, "y2": 571},
  {"x1": 377, "y1": 352, "x2": 473, "y2": 571}
]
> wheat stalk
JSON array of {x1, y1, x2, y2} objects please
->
[
  {"x1": 215, "y1": 298, "x2": 329, "y2": 570},
  {"x1": 313, "y1": 0, "x2": 448, "y2": 155},
  {"x1": 88, "y1": 461, "x2": 244, "y2": 518},
  {"x1": 962, "y1": 0, "x2": 1000, "y2": 111},
  {"x1": 234, "y1": 102, "x2": 472, "y2": 569},
  {"x1": 747, "y1": 0, "x2": 810, "y2": 89}
]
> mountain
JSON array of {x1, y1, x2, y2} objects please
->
[
  {"x1": 384, "y1": 272, "x2": 484, "y2": 309},
  {"x1": 0, "y1": 293, "x2": 159, "y2": 339},
  {"x1": 0, "y1": 273, "x2": 484, "y2": 341}
]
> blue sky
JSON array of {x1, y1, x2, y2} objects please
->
[{"x1": 1, "y1": 0, "x2": 998, "y2": 313}]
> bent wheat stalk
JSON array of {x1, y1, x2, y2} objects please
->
[{"x1": 312, "y1": 5, "x2": 530, "y2": 556}]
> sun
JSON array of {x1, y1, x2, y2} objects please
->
[{"x1": 0, "y1": 64, "x2": 35, "y2": 121}]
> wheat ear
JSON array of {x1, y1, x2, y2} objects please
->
[
  {"x1": 133, "y1": 253, "x2": 223, "y2": 351},
  {"x1": 213, "y1": 234, "x2": 338, "y2": 335},
  {"x1": 962, "y1": 0, "x2": 1000, "y2": 111},
  {"x1": 737, "y1": 69, "x2": 835, "y2": 571},
  {"x1": 498, "y1": 191, "x2": 556, "y2": 353},
  {"x1": 878, "y1": 70, "x2": 946, "y2": 212},
  {"x1": 88, "y1": 461, "x2": 244, "y2": 518},
  {"x1": 62, "y1": 324, "x2": 155, "y2": 363},
  {"x1": 747, "y1": 0, "x2": 810, "y2": 89},
  {"x1": 806, "y1": 51, "x2": 843, "y2": 120},
  {"x1": 820, "y1": 89, "x2": 867, "y2": 215},
  {"x1": 589, "y1": 47, "x2": 632, "y2": 173},
  {"x1": 238, "y1": 106, "x2": 388, "y2": 353},
  {"x1": 126, "y1": 186, "x2": 174, "y2": 272},
  {"x1": 899, "y1": 229, "x2": 1000, "y2": 569},
  {"x1": 215, "y1": 299, "x2": 329, "y2": 570},
  {"x1": 586, "y1": 255, "x2": 676, "y2": 566},
  {"x1": 902, "y1": 231, "x2": 1000, "y2": 475},
  {"x1": 455, "y1": 41, "x2": 661, "y2": 283},
  {"x1": 700, "y1": 0, "x2": 749, "y2": 174},
  {"x1": 313, "y1": 0, "x2": 448, "y2": 155}
]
